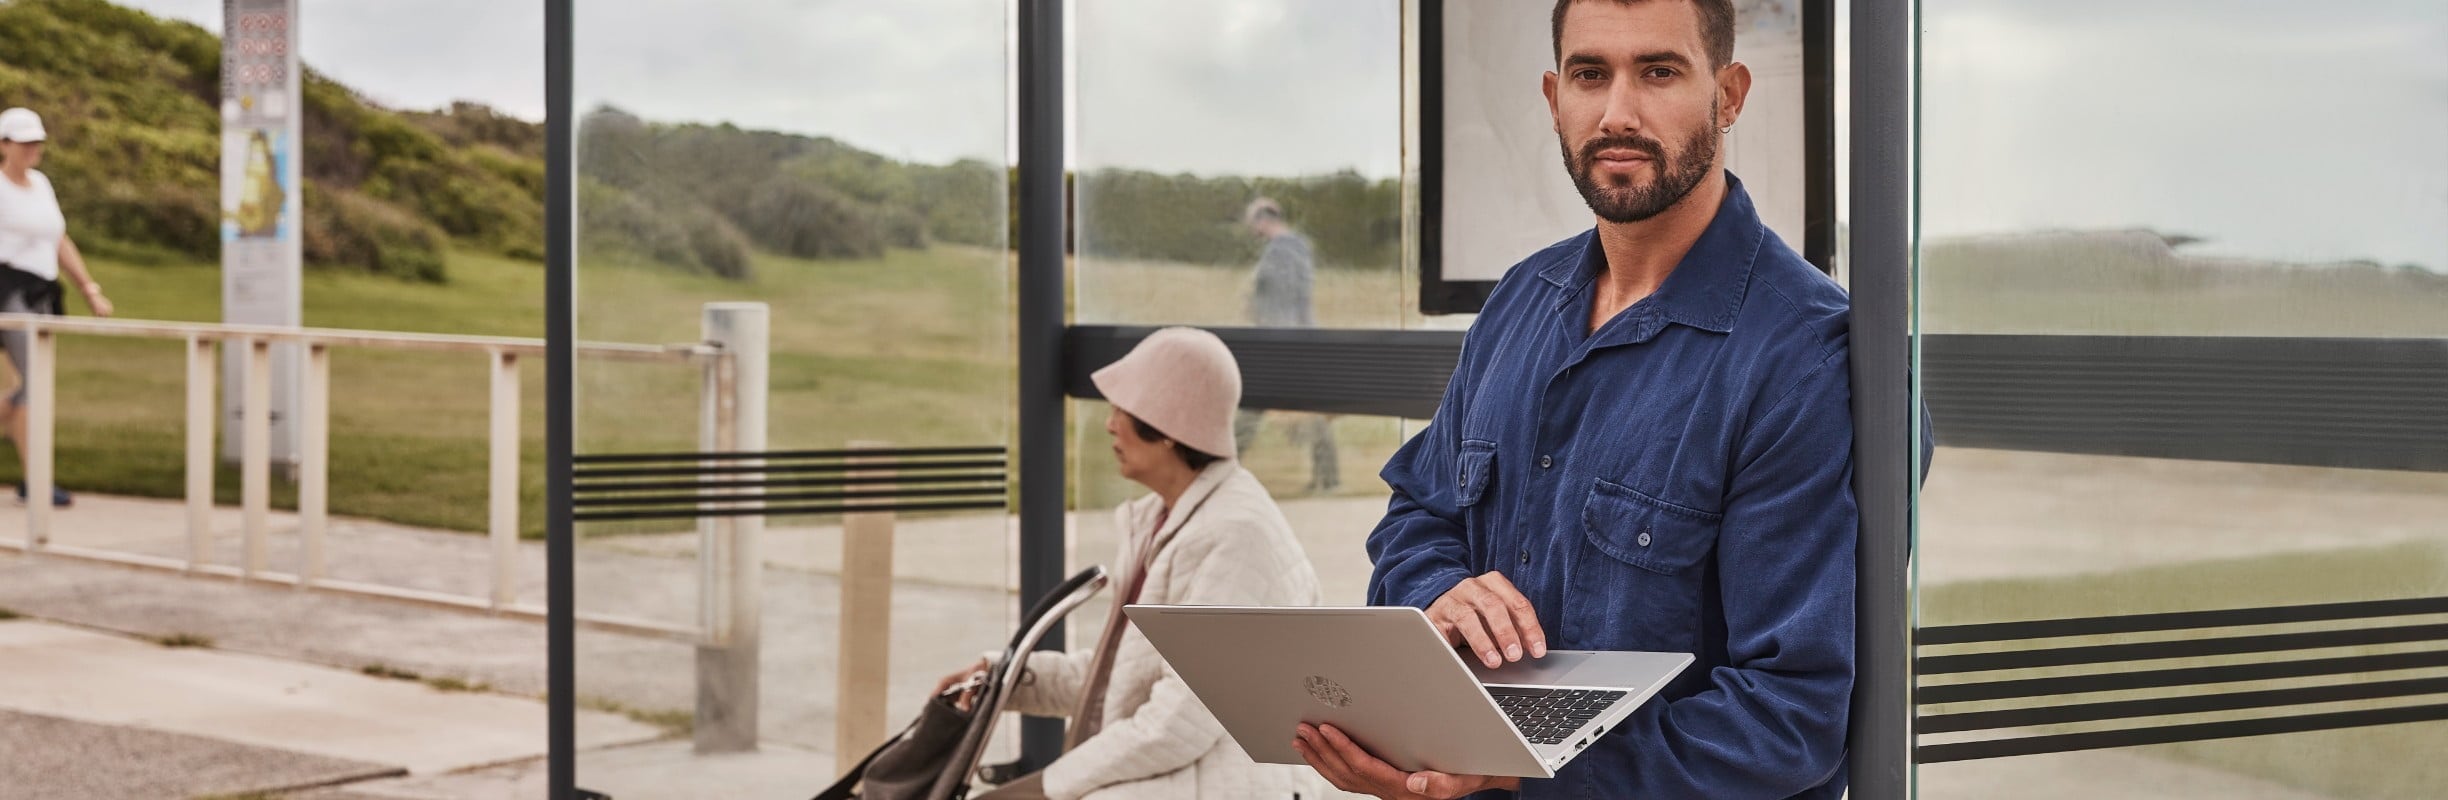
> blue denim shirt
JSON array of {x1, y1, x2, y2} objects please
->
[{"x1": 1369, "y1": 175, "x2": 1856, "y2": 799}]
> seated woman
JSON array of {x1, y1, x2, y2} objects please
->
[{"x1": 941, "y1": 327, "x2": 1321, "y2": 800}]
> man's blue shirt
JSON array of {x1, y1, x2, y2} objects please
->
[{"x1": 1369, "y1": 174, "x2": 1857, "y2": 799}]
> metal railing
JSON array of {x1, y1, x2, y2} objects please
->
[{"x1": 0, "y1": 312, "x2": 722, "y2": 643}]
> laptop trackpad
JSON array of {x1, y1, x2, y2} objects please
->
[{"x1": 1469, "y1": 651, "x2": 1591, "y2": 686}]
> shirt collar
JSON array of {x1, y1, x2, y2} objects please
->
[{"x1": 1537, "y1": 171, "x2": 1763, "y2": 335}]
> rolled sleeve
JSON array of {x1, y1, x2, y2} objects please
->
[{"x1": 1366, "y1": 336, "x2": 1483, "y2": 612}]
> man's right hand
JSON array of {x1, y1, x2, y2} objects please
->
[{"x1": 1427, "y1": 571, "x2": 1547, "y2": 669}]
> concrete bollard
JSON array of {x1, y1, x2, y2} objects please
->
[{"x1": 695, "y1": 302, "x2": 768, "y2": 754}]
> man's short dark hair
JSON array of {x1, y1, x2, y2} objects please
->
[
  {"x1": 1128, "y1": 414, "x2": 1222, "y2": 471},
  {"x1": 1552, "y1": 0, "x2": 1737, "y2": 70}
]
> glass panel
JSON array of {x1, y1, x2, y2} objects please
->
[
  {"x1": 1914, "y1": 1, "x2": 2448, "y2": 797},
  {"x1": 0, "y1": 1, "x2": 561, "y2": 796},
  {"x1": 1072, "y1": 0, "x2": 1407, "y2": 331},
  {"x1": 573, "y1": 1, "x2": 1012, "y2": 794},
  {"x1": 1066, "y1": 0, "x2": 1408, "y2": 629}
]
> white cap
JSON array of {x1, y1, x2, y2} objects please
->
[{"x1": 0, "y1": 108, "x2": 47, "y2": 143}]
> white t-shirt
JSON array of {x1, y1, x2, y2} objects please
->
[{"x1": 0, "y1": 170, "x2": 67, "y2": 281}]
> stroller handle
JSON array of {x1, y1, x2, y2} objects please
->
[{"x1": 1008, "y1": 565, "x2": 1110, "y2": 650}]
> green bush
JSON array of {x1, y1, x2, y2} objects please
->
[
  {"x1": 577, "y1": 179, "x2": 751, "y2": 280},
  {"x1": 301, "y1": 184, "x2": 449, "y2": 282},
  {"x1": 736, "y1": 176, "x2": 890, "y2": 260},
  {"x1": 581, "y1": 107, "x2": 953, "y2": 267},
  {"x1": 1076, "y1": 168, "x2": 1401, "y2": 270},
  {"x1": 913, "y1": 159, "x2": 1007, "y2": 249}
]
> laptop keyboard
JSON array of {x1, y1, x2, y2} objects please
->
[{"x1": 1489, "y1": 687, "x2": 1627, "y2": 745}]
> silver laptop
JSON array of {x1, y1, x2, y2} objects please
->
[{"x1": 1123, "y1": 605, "x2": 1691, "y2": 779}]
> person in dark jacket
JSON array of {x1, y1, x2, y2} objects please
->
[
  {"x1": 1233, "y1": 198, "x2": 1339, "y2": 493},
  {"x1": 1297, "y1": 2, "x2": 1859, "y2": 797}
]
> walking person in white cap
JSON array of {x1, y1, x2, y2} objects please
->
[
  {"x1": 933, "y1": 327, "x2": 1324, "y2": 799},
  {"x1": 0, "y1": 107, "x2": 115, "y2": 509}
]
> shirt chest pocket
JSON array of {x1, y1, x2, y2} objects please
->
[
  {"x1": 1567, "y1": 478, "x2": 1722, "y2": 652},
  {"x1": 1454, "y1": 439, "x2": 1497, "y2": 509}
]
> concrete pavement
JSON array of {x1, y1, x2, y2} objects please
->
[
  {"x1": 0, "y1": 708, "x2": 398, "y2": 800},
  {"x1": 3, "y1": 445, "x2": 2437, "y2": 797}
]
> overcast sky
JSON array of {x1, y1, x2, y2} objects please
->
[
  {"x1": 1920, "y1": 0, "x2": 2448, "y2": 271},
  {"x1": 116, "y1": 0, "x2": 2442, "y2": 270}
]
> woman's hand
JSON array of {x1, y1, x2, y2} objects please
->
[
  {"x1": 935, "y1": 658, "x2": 991, "y2": 711},
  {"x1": 79, "y1": 282, "x2": 111, "y2": 318}
]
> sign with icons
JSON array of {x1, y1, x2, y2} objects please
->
[{"x1": 220, "y1": 0, "x2": 303, "y2": 464}]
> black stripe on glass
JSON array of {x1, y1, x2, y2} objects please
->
[
  {"x1": 573, "y1": 471, "x2": 1009, "y2": 495},
  {"x1": 1919, "y1": 676, "x2": 2448, "y2": 733},
  {"x1": 570, "y1": 486, "x2": 1004, "y2": 509},
  {"x1": 574, "y1": 446, "x2": 1005, "y2": 464},
  {"x1": 1920, "y1": 623, "x2": 2448, "y2": 675},
  {"x1": 1918, "y1": 650, "x2": 2448, "y2": 705},
  {"x1": 572, "y1": 499, "x2": 1008, "y2": 523},
  {"x1": 574, "y1": 458, "x2": 1005, "y2": 479},
  {"x1": 1916, "y1": 703, "x2": 2448, "y2": 763},
  {"x1": 1920, "y1": 596, "x2": 2448, "y2": 646}
]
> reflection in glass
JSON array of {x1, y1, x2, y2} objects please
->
[
  {"x1": 1914, "y1": 1, "x2": 2448, "y2": 797},
  {"x1": 1069, "y1": 1, "x2": 1408, "y2": 565},
  {"x1": 572, "y1": 1, "x2": 1013, "y2": 793}
]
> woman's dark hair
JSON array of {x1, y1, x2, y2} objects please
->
[{"x1": 1127, "y1": 413, "x2": 1221, "y2": 471}]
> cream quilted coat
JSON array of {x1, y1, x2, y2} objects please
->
[{"x1": 1005, "y1": 460, "x2": 1324, "y2": 799}]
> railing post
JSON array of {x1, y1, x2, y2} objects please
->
[
  {"x1": 24, "y1": 325, "x2": 54, "y2": 551},
  {"x1": 186, "y1": 335, "x2": 216, "y2": 571},
  {"x1": 696, "y1": 302, "x2": 768, "y2": 754},
  {"x1": 298, "y1": 342, "x2": 330, "y2": 588},
  {"x1": 489, "y1": 349, "x2": 521, "y2": 609},
  {"x1": 241, "y1": 337, "x2": 271, "y2": 581},
  {"x1": 836, "y1": 440, "x2": 895, "y2": 774}
]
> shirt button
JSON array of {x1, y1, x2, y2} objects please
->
[
  {"x1": 1539, "y1": 455, "x2": 1555, "y2": 469},
  {"x1": 1519, "y1": 550, "x2": 1531, "y2": 565},
  {"x1": 1637, "y1": 530, "x2": 1653, "y2": 547}
]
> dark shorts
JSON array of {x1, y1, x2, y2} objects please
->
[{"x1": 0, "y1": 264, "x2": 63, "y2": 408}]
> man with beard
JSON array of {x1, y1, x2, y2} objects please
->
[{"x1": 1293, "y1": 1, "x2": 1859, "y2": 797}]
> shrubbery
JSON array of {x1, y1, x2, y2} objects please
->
[
  {"x1": 301, "y1": 183, "x2": 448, "y2": 282},
  {"x1": 3, "y1": 0, "x2": 1404, "y2": 282},
  {"x1": 0, "y1": 0, "x2": 548, "y2": 282}
]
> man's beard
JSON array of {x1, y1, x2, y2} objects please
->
[{"x1": 1561, "y1": 114, "x2": 1719, "y2": 224}]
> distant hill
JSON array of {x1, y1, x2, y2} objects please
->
[
  {"x1": 1922, "y1": 229, "x2": 2448, "y2": 337},
  {"x1": 0, "y1": 0, "x2": 543, "y2": 281},
  {"x1": 0, "y1": 0, "x2": 1416, "y2": 285}
]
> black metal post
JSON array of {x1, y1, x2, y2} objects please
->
[
  {"x1": 1016, "y1": 0, "x2": 1070, "y2": 773},
  {"x1": 543, "y1": 0, "x2": 576, "y2": 795},
  {"x1": 1847, "y1": 0, "x2": 1915, "y2": 795},
  {"x1": 1802, "y1": 0, "x2": 1837, "y2": 273}
]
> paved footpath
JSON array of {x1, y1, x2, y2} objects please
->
[{"x1": 7, "y1": 443, "x2": 2423, "y2": 797}]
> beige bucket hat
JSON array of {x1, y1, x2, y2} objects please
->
[{"x1": 1090, "y1": 327, "x2": 1243, "y2": 459}]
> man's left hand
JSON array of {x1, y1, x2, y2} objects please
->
[{"x1": 1293, "y1": 722, "x2": 1521, "y2": 799}]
